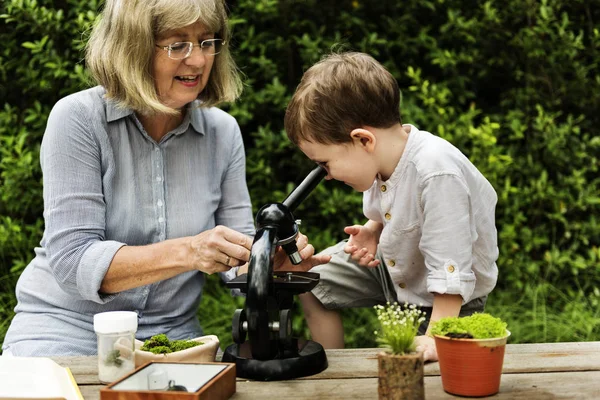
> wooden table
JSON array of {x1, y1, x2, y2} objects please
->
[{"x1": 54, "y1": 341, "x2": 600, "y2": 399}]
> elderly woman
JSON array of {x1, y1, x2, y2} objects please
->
[{"x1": 2, "y1": 0, "x2": 329, "y2": 356}]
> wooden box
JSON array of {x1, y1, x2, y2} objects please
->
[{"x1": 100, "y1": 361, "x2": 236, "y2": 400}]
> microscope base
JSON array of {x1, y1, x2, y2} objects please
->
[{"x1": 222, "y1": 339, "x2": 328, "y2": 381}]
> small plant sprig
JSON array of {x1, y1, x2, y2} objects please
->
[
  {"x1": 105, "y1": 349, "x2": 123, "y2": 367},
  {"x1": 374, "y1": 302, "x2": 426, "y2": 355}
]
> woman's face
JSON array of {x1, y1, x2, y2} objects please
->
[{"x1": 153, "y1": 21, "x2": 216, "y2": 110}]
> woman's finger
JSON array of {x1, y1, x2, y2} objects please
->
[
  {"x1": 214, "y1": 227, "x2": 252, "y2": 264},
  {"x1": 222, "y1": 227, "x2": 253, "y2": 250}
]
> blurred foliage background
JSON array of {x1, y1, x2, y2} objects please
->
[{"x1": 1, "y1": 0, "x2": 599, "y2": 351}]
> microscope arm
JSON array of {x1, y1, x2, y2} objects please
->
[
  {"x1": 244, "y1": 165, "x2": 328, "y2": 361},
  {"x1": 246, "y1": 227, "x2": 277, "y2": 360}
]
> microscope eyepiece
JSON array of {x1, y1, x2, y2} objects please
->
[{"x1": 282, "y1": 242, "x2": 302, "y2": 265}]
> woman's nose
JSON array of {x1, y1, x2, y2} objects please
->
[{"x1": 184, "y1": 46, "x2": 206, "y2": 66}]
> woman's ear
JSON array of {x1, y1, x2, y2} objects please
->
[{"x1": 350, "y1": 128, "x2": 376, "y2": 152}]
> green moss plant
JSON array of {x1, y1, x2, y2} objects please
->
[
  {"x1": 374, "y1": 302, "x2": 426, "y2": 355},
  {"x1": 430, "y1": 313, "x2": 508, "y2": 339},
  {"x1": 140, "y1": 334, "x2": 203, "y2": 355}
]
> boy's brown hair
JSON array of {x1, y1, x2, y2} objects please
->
[{"x1": 285, "y1": 52, "x2": 401, "y2": 145}]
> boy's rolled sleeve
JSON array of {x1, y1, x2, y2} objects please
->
[
  {"x1": 426, "y1": 258, "x2": 476, "y2": 303},
  {"x1": 419, "y1": 173, "x2": 477, "y2": 304}
]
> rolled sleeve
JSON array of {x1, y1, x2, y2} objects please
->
[
  {"x1": 426, "y1": 259, "x2": 476, "y2": 304},
  {"x1": 78, "y1": 240, "x2": 126, "y2": 303},
  {"x1": 419, "y1": 173, "x2": 477, "y2": 303},
  {"x1": 42, "y1": 97, "x2": 119, "y2": 301}
]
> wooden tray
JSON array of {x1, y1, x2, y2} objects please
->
[{"x1": 99, "y1": 361, "x2": 235, "y2": 400}]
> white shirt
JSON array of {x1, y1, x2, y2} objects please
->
[{"x1": 363, "y1": 125, "x2": 498, "y2": 306}]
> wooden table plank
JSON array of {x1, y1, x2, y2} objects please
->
[
  {"x1": 426, "y1": 371, "x2": 600, "y2": 400},
  {"x1": 54, "y1": 356, "x2": 100, "y2": 384},
  {"x1": 78, "y1": 386, "x2": 103, "y2": 400},
  {"x1": 503, "y1": 341, "x2": 600, "y2": 374},
  {"x1": 61, "y1": 342, "x2": 600, "y2": 384},
  {"x1": 59, "y1": 342, "x2": 600, "y2": 399},
  {"x1": 235, "y1": 371, "x2": 600, "y2": 399},
  {"x1": 291, "y1": 341, "x2": 600, "y2": 380},
  {"x1": 78, "y1": 371, "x2": 600, "y2": 400}
]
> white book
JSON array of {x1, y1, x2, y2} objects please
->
[{"x1": 0, "y1": 357, "x2": 83, "y2": 400}]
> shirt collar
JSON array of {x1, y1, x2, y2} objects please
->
[
  {"x1": 188, "y1": 101, "x2": 205, "y2": 136},
  {"x1": 106, "y1": 98, "x2": 134, "y2": 122},
  {"x1": 378, "y1": 124, "x2": 419, "y2": 188},
  {"x1": 106, "y1": 97, "x2": 205, "y2": 136}
]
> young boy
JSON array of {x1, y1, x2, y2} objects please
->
[{"x1": 284, "y1": 52, "x2": 499, "y2": 361}]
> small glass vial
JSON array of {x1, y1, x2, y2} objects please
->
[{"x1": 93, "y1": 311, "x2": 138, "y2": 384}]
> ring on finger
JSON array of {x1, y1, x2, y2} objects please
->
[{"x1": 225, "y1": 255, "x2": 231, "y2": 266}]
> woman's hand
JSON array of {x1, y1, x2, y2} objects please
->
[
  {"x1": 343, "y1": 224, "x2": 381, "y2": 267},
  {"x1": 189, "y1": 225, "x2": 253, "y2": 274},
  {"x1": 273, "y1": 233, "x2": 331, "y2": 272},
  {"x1": 415, "y1": 334, "x2": 438, "y2": 362}
]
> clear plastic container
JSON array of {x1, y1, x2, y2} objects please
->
[{"x1": 93, "y1": 311, "x2": 138, "y2": 383}]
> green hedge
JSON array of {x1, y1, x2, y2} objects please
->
[{"x1": 1, "y1": 0, "x2": 599, "y2": 350}]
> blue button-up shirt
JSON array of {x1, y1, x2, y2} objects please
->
[{"x1": 2, "y1": 86, "x2": 254, "y2": 356}]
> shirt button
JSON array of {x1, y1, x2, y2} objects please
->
[
  {"x1": 399, "y1": 282, "x2": 406, "y2": 289},
  {"x1": 155, "y1": 147, "x2": 160, "y2": 152},
  {"x1": 388, "y1": 260, "x2": 396, "y2": 267},
  {"x1": 384, "y1": 213, "x2": 391, "y2": 220},
  {"x1": 447, "y1": 265, "x2": 455, "y2": 273},
  {"x1": 156, "y1": 176, "x2": 162, "y2": 182},
  {"x1": 381, "y1": 185, "x2": 387, "y2": 192},
  {"x1": 158, "y1": 217, "x2": 165, "y2": 223},
  {"x1": 157, "y1": 200, "x2": 163, "y2": 207}
]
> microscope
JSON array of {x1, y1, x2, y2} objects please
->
[{"x1": 222, "y1": 165, "x2": 329, "y2": 381}]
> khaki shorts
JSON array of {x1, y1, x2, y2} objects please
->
[{"x1": 311, "y1": 241, "x2": 487, "y2": 334}]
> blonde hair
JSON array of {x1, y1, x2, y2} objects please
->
[
  {"x1": 285, "y1": 52, "x2": 401, "y2": 145},
  {"x1": 86, "y1": 0, "x2": 242, "y2": 115}
]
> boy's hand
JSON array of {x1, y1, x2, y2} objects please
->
[
  {"x1": 415, "y1": 335, "x2": 438, "y2": 362},
  {"x1": 343, "y1": 225, "x2": 380, "y2": 267}
]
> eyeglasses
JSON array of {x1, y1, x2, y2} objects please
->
[{"x1": 155, "y1": 39, "x2": 225, "y2": 60}]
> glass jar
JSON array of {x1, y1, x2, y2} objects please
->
[{"x1": 93, "y1": 311, "x2": 138, "y2": 384}]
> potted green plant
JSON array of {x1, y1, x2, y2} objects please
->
[
  {"x1": 430, "y1": 313, "x2": 510, "y2": 397},
  {"x1": 374, "y1": 302, "x2": 426, "y2": 400}
]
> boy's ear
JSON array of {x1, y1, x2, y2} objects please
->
[{"x1": 350, "y1": 128, "x2": 376, "y2": 152}]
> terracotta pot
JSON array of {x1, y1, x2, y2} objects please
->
[
  {"x1": 434, "y1": 330, "x2": 511, "y2": 397},
  {"x1": 128, "y1": 335, "x2": 220, "y2": 368},
  {"x1": 378, "y1": 352, "x2": 424, "y2": 400}
]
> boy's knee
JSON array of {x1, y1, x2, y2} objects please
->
[{"x1": 299, "y1": 292, "x2": 322, "y2": 319}]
